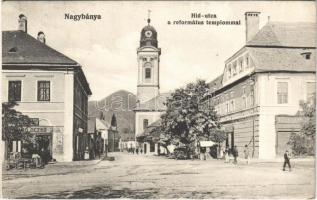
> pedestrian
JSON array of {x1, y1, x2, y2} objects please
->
[
  {"x1": 200, "y1": 147, "x2": 206, "y2": 160},
  {"x1": 132, "y1": 148, "x2": 135, "y2": 154},
  {"x1": 283, "y1": 150, "x2": 292, "y2": 171},
  {"x1": 136, "y1": 148, "x2": 139, "y2": 154},
  {"x1": 233, "y1": 145, "x2": 239, "y2": 164},
  {"x1": 224, "y1": 146, "x2": 229, "y2": 163},
  {"x1": 244, "y1": 145, "x2": 250, "y2": 164},
  {"x1": 140, "y1": 149, "x2": 143, "y2": 154}
]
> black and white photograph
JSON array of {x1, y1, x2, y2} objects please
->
[{"x1": 1, "y1": 1, "x2": 316, "y2": 199}]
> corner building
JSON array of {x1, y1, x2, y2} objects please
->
[
  {"x1": 2, "y1": 15, "x2": 92, "y2": 162},
  {"x1": 203, "y1": 12, "x2": 316, "y2": 159}
]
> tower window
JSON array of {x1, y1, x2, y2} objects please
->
[
  {"x1": 145, "y1": 68, "x2": 151, "y2": 79},
  {"x1": 143, "y1": 119, "x2": 149, "y2": 129}
]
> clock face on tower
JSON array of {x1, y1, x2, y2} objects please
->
[{"x1": 145, "y1": 30, "x2": 153, "y2": 38}]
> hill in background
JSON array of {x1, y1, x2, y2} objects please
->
[{"x1": 88, "y1": 90, "x2": 136, "y2": 141}]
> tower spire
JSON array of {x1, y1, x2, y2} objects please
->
[{"x1": 147, "y1": 10, "x2": 151, "y2": 24}]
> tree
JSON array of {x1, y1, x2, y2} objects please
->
[
  {"x1": 160, "y1": 79, "x2": 226, "y2": 156},
  {"x1": 300, "y1": 100, "x2": 316, "y2": 138},
  {"x1": 288, "y1": 100, "x2": 315, "y2": 156},
  {"x1": 111, "y1": 114, "x2": 117, "y2": 129},
  {"x1": 2, "y1": 102, "x2": 34, "y2": 156}
]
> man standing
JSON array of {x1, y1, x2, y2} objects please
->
[
  {"x1": 283, "y1": 150, "x2": 291, "y2": 171},
  {"x1": 233, "y1": 145, "x2": 239, "y2": 164},
  {"x1": 244, "y1": 145, "x2": 250, "y2": 164}
]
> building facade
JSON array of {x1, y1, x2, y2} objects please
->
[
  {"x1": 2, "y1": 14, "x2": 92, "y2": 162},
  {"x1": 203, "y1": 12, "x2": 316, "y2": 159}
]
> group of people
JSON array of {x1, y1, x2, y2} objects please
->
[
  {"x1": 223, "y1": 145, "x2": 241, "y2": 164},
  {"x1": 221, "y1": 145, "x2": 292, "y2": 171},
  {"x1": 127, "y1": 147, "x2": 143, "y2": 154}
]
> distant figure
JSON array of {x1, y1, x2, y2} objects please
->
[
  {"x1": 200, "y1": 147, "x2": 206, "y2": 160},
  {"x1": 233, "y1": 146, "x2": 239, "y2": 164},
  {"x1": 224, "y1": 147, "x2": 229, "y2": 163},
  {"x1": 244, "y1": 145, "x2": 250, "y2": 164},
  {"x1": 132, "y1": 148, "x2": 135, "y2": 154},
  {"x1": 219, "y1": 146, "x2": 224, "y2": 159},
  {"x1": 140, "y1": 149, "x2": 143, "y2": 154},
  {"x1": 283, "y1": 150, "x2": 291, "y2": 171},
  {"x1": 136, "y1": 148, "x2": 139, "y2": 154}
]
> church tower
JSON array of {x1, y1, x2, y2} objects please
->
[{"x1": 136, "y1": 17, "x2": 161, "y2": 105}]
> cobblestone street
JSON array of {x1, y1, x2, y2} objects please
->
[{"x1": 2, "y1": 153, "x2": 315, "y2": 199}]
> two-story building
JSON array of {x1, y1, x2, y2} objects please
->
[
  {"x1": 2, "y1": 14, "x2": 92, "y2": 162},
  {"x1": 203, "y1": 12, "x2": 315, "y2": 159}
]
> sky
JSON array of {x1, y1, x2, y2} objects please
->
[{"x1": 2, "y1": 1, "x2": 315, "y2": 100}]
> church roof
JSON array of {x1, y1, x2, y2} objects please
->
[
  {"x1": 246, "y1": 22, "x2": 316, "y2": 47},
  {"x1": 135, "y1": 93, "x2": 170, "y2": 111},
  {"x1": 2, "y1": 31, "x2": 78, "y2": 65}
]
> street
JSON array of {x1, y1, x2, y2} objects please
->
[{"x1": 2, "y1": 153, "x2": 315, "y2": 199}]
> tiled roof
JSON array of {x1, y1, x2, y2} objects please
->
[
  {"x1": 247, "y1": 22, "x2": 316, "y2": 47},
  {"x1": 207, "y1": 75, "x2": 223, "y2": 93},
  {"x1": 2, "y1": 31, "x2": 77, "y2": 65},
  {"x1": 136, "y1": 93, "x2": 170, "y2": 111},
  {"x1": 248, "y1": 47, "x2": 316, "y2": 72}
]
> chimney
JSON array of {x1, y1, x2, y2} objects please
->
[
  {"x1": 245, "y1": 12, "x2": 261, "y2": 43},
  {"x1": 37, "y1": 31, "x2": 46, "y2": 44},
  {"x1": 18, "y1": 14, "x2": 27, "y2": 33}
]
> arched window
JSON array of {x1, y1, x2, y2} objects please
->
[
  {"x1": 145, "y1": 68, "x2": 151, "y2": 79},
  {"x1": 143, "y1": 119, "x2": 149, "y2": 129}
]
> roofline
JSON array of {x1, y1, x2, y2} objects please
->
[
  {"x1": 245, "y1": 45, "x2": 316, "y2": 49},
  {"x1": 225, "y1": 46, "x2": 247, "y2": 64},
  {"x1": 2, "y1": 63, "x2": 79, "y2": 67}
]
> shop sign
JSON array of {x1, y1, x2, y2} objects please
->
[{"x1": 29, "y1": 126, "x2": 53, "y2": 134}]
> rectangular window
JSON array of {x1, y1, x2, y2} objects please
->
[
  {"x1": 277, "y1": 82, "x2": 288, "y2": 104},
  {"x1": 233, "y1": 63, "x2": 237, "y2": 76},
  {"x1": 245, "y1": 56, "x2": 249, "y2": 68},
  {"x1": 307, "y1": 82, "x2": 316, "y2": 102},
  {"x1": 37, "y1": 81, "x2": 50, "y2": 101},
  {"x1": 145, "y1": 68, "x2": 151, "y2": 79},
  {"x1": 250, "y1": 88, "x2": 255, "y2": 106},
  {"x1": 239, "y1": 60, "x2": 243, "y2": 72},
  {"x1": 8, "y1": 81, "x2": 21, "y2": 102},
  {"x1": 228, "y1": 65, "x2": 232, "y2": 78},
  {"x1": 230, "y1": 100, "x2": 235, "y2": 112}
]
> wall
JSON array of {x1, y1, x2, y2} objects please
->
[
  {"x1": 257, "y1": 72, "x2": 315, "y2": 159},
  {"x1": 2, "y1": 70, "x2": 74, "y2": 161},
  {"x1": 135, "y1": 111, "x2": 163, "y2": 137}
]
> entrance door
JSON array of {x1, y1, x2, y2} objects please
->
[
  {"x1": 144, "y1": 143, "x2": 147, "y2": 154},
  {"x1": 36, "y1": 134, "x2": 52, "y2": 157}
]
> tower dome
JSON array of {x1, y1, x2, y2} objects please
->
[{"x1": 140, "y1": 18, "x2": 158, "y2": 48}]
